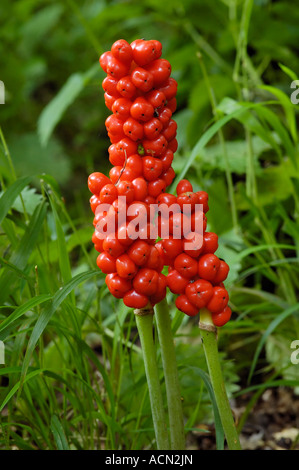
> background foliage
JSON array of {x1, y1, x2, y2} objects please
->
[{"x1": 0, "y1": 0, "x2": 298, "y2": 450}]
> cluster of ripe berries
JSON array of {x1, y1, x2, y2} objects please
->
[{"x1": 88, "y1": 39, "x2": 231, "y2": 327}]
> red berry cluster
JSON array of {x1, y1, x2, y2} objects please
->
[
  {"x1": 88, "y1": 39, "x2": 178, "y2": 309},
  {"x1": 156, "y1": 179, "x2": 231, "y2": 327},
  {"x1": 88, "y1": 39, "x2": 231, "y2": 327}
]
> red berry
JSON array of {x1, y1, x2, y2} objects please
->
[
  {"x1": 206, "y1": 286, "x2": 229, "y2": 314},
  {"x1": 196, "y1": 191, "x2": 209, "y2": 213},
  {"x1": 123, "y1": 117, "x2": 144, "y2": 141},
  {"x1": 162, "y1": 237, "x2": 183, "y2": 259},
  {"x1": 145, "y1": 59, "x2": 171, "y2": 87},
  {"x1": 107, "y1": 274, "x2": 132, "y2": 299},
  {"x1": 162, "y1": 120, "x2": 177, "y2": 142},
  {"x1": 158, "y1": 107, "x2": 172, "y2": 127},
  {"x1": 130, "y1": 97, "x2": 154, "y2": 122},
  {"x1": 183, "y1": 232, "x2": 204, "y2": 258},
  {"x1": 213, "y1": 260, "x2": 229, "y2": 284},
  {"x1": 106, "y1": 56, "x2": 130, "y2": 79},
  {"x1": 112, "y1": 98, "x2": 132, "y2": 121},
  {"x1": 198, "y1": 254, "x2": 221, "y2": 282},
  {"x1": 176, "y1": 179, "x2": 193, "y2": 195},
  {"x1": 116, "y1": 254, "x2": 138, "y2": 279},
  {"x1": 133, "y1": 268, "x2": 159, "y2": 296},
  {"x1": 158, "y1": 77, "x2": 178, "y2": 101},
  {"x1": 160, "y1": 149, "x2": 174, "y2": 171},
  {"x1": 123, "y1": 289, "x2": 149, "y2": 308},
  {"x1": 131, "y1": 39, "x2": 162, "y2": 66},
  {"x1": 117, "y1": 181, "x2": 135, "y2": 204},
  {"x1": 102, "y1": 76, "x2": 119, "y2": 96},
  {"x1": 174, "y1": 253, "x2": 198, "y2": 280},
  {"x1": 105, "y1": 114, "x2": 124, "y2": 136},
  {"x1": 175, "y1": 294, "x2": 198, "y2": 317},
  {"x1": 143, "y1": 157, "x2": 163, "y2": 181},
  {"x1": 111, "y1": 39, "x2": 133, "y2": 64},
  {"x1": 145, "y1": 89, "x2": 166, "y2": 109},
  {"x1": 202, "y1": 232, "x2": 218, "y2": 254},
  {"x1": 116, "y1": 75, "x2": 137, "y2": 99},
  {"x1": 127, "y1": 240, "x2": 150, "y2": 266},
  {"x1": 156, "y1": 192, "x2": 177, "y2": 207},
  {"x1": 148, "y1": 178, "x2": 166, "y2": 197},
  {"x1": 103, "y1": 235, "x2": 125, "y2": 257},
  {"x1": 143, "y1": 135, "x2": 168, "y2": 157},
  {"x1": 99, "y1": 184, "x2": 118, "y2": 205},
  {"x1": 150, "y1": 273, "x2": 167, "y2": 306},
  {"x1": 177, "y1": 192, "x2": 199, "y2": 212},
  {"x1": 109, "y1": 166, "x2": 122, "y2": 184},
  {"x1": 185, "y1": 279, "x2": 213, "y2": 309},
  {"x1": 161, "y1": 167, "x2": 176, "y2": 187},
  {"x1": 132, "y1": 177, "x2": 148, "y2": 201},
  {"x1": 88, "y1": 172, "x2": 111, "y2": 195},
  {"x1": 166, "y1": 269, "x2": 189, "y2": 294},
  {"x1": 144, "y1": 245, "x2": 161, "y2": 270},
  {"x1": 143, "y1": 118, "x2": 163, "y2": 140},
  {"x1": 131, "y1": 67, "x2": 154, "y2": 92},
  {"x1": 212, "y1": 306, "x2": 232, "y2": 327},
  {"x1": 90, "y1": 194, "x2": 100, "y2": 214},
  {"x1": 96, "y1": 252, "x2": 117, "y2": 274}
]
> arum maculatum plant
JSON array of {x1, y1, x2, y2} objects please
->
[{"x1": 88, "y1": 39, "x2": 241, "y2": 451}]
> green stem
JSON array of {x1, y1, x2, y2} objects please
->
[
  {"x1": 199, "y1": 309, "x2": 242, "y2": 450},
  {"x1": 155, "y1": 298, "x2": 185, "y2": 450},
  {"x1": 135, "y1": 309, "x2": 170, "y2": 450}
]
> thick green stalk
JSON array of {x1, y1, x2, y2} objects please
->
[
  {"x1": 199, "y1": 309, "x2": 242, "y2": 450},
  {"x1": 155, "y1": 298, "x2": 185, "y2": 450},
  {"x1": 135, "y1": 309, "x2": 170, "y2": 450}
]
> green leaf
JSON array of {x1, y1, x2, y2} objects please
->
[
  {"x1": 11, "y1": 186, "x2": 43, "y2": 215},
  {"x1": 0, "y1": 176, "x2": 32, "y2": 225},
  {"x1": 9, "y1": 133, "x2": 71, "y2": 185},
  {"x1": 0, "y1": 294, "x2": 51, "y2": 338},
  {"x1": 37, "y1": 64, "x2": 99, "y2": 146},
  {"x1": 21, "y1": 270, "x2": 99, "y2": 385},
  {"x1": 248, "y1": 304, "x2": 299, "y2": 383},
  {"x1": 0, "y1": 201, "x2": 48, "y2": 304},
  {"x1": 50, "y1": 415, "x2": 69, "y2": 450},
  {"x1": 185, "y1": 366, "x2": 225, "y2": 450}
]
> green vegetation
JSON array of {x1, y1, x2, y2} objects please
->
[{"x1": 0, "y1": 0, "x2": 298, "y2": 450}]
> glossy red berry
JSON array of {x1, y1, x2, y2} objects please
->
[
  {"x1": 127, "y1": 240, "x2": 150, "y2": 266},
  {"x1": 176, "y1": 179, "x2": 193, "y2": 195},
  {"x1": 131, "y1": 67, "x2": 154, "y2": 92},
  {"x1": 175, "y1": 294, "x2": 198, "y2": 317},
  {"x1": 88, "y1": 172, "x2": 111, "y2": 195},
  {"x1": 131, "y1": 39, "x2": 162, "y2": 66},
  {"x1": 198, "y1": 254, "x2": 221, "y2": 282},
  {"x1": 174, "y1": 253, "x2": 198, "y2": 280},
  {"x1": 130, "y1": 97, "x2": 154, "y2": 122},
  {"x1": 166, "y1": 269, "x2": 189, "y2": 294},
  {"x1": 96, "y1": 252, "x2": 117, "y2": 274},
  {"x1": 116, "y1": 254, "x2": 138, "y2": 279},
  {"x1": 133, "y1": 268, "x2": 159, "y2": 296},
  {"x1": 111, "y1": 39, "x2": 133, "y2": 64},
  {"x1": 212, "y1": 306, "x2": 232, "y2": 327},
  {"x1": 107, "y1": 274, "x2": 132, "y2": 299},
  {"x1": 123, "y1": 289, "x2": 149, "y2": 308},
  {"x1": 185, "y1": 279, "x2": 213, "y2": 309},
  {"x1": 206, "y1": 286, "x2": 229, "y2": 313}
]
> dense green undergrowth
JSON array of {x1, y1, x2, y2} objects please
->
[{"x1": 0, "y1": 0, "x2": 298, "y2": 450}]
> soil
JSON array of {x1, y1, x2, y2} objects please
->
[{"x1": 188, "y1": 387, "x2": 299, "y2": 450}]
